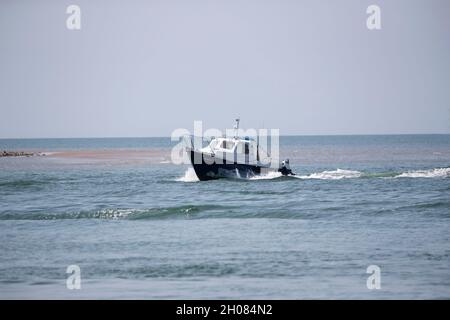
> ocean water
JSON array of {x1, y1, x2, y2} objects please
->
[{"x1": 0, "y1": 135, "x2": 449, "y2": 299}]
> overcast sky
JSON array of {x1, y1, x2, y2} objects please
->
[{"x1": 1, "y1": 0, "x2": 449, "y2": 138}]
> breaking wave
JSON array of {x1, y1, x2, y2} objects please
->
[
  {"x1": 296, "y1": 169, "x2": 362, "y2": 180},
  {"x1": 395, "y1": 167, "x2": 450, "y2": 178},
  {"x1": 297, "y1": 168, "x2": 450, "y2": 180},
  {"x1": 176, "y1": 168, "x2": 199, "y2": 182},
  {"x1": 175, "y1": 167, "x2": 450, "y2": 182}
]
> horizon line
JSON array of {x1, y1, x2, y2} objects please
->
[{"x1": 1, "y1": 132, "x2": 450, "y2": 140}]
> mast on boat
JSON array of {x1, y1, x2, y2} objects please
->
[{"x1": 233, "y1": 118, "x2": 240, "y2": 140}]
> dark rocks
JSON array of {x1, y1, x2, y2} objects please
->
[{"x1": 1, "y1": 151, "x2": 44, "y2": 157}]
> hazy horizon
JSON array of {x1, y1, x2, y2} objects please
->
[
  {"x1": 2, "y1": 132, "x2": 450, "y2": 141},
  {"x1": 1, "y1": 0, "x2": 450, "y2": 139}
]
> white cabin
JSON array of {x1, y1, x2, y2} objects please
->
[{"x1": 199, "y1": 137, "x2": 271, "y2": 166}]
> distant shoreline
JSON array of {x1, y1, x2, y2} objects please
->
[
  {"x1": 1, "y1": 151, "x2": 46, "y2": 158},
  {"x1": 0, "y1": 149, "x2": 172, "y2": 165}
]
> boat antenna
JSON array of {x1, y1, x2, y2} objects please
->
[{"x1": 234, "y1": 118, "x2": 240, "y2": 140}]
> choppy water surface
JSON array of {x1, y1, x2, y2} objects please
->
[{"x1": 0, "y1": 135, "x2": 449, "y2": 299}]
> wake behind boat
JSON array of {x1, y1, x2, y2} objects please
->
[{"x1": 184, "y1": 119, "x2": 294, "y2": 181}]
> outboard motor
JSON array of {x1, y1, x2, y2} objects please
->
[{"x1": 279, "y1": 159, "x2": 294, "y2": 176}]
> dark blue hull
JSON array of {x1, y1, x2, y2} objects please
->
[{"x1": 188, "y1": 149, "x2": 262, "y2": 181}]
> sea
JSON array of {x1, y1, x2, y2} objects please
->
[{"x1": 0, "y1": 135, "x2": 449, "y2": 299}]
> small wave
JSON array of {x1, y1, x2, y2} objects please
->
[
  {"x1": 296, "y1": 169, "x2": 362, "y2": 180},
  {"x1": 405, "y1": 201, "x2": 450, "y2": 210},
  {"x1": 0, "y1": 205, "x2": 227, "y2": 221},
  {"x1": 395, "y1": 167, "x2": 450, "y2": 178},
  {"x1": 0, "y1": 179, "x2": 46, "y2": 188},
  {"x1": 176, "y1": 168, "x2": 199, "y2": 182},
  {"x1": 0, "y1": 178, "x2": 57, "y2": 191}
]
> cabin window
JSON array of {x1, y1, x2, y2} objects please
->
[
  {"x1": 236, "y1": 142, "x2": 251, "y2": 154},
  {"x1": 221, "y1": 140, "x2": 234, "y2": 150},
  {"x1": 245, "y1": 143, "x2": 250, "y2": 155}
]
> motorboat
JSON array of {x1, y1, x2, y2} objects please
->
[{"x1": 184, "y1": 119, "x2": 294, "y2": 181}]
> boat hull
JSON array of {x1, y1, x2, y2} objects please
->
[{"x1": 188, "y1": 149, "x2": 263, "y2": 181}]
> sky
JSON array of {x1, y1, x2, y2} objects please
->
[{"x1": 1, "y1": 0, "x2": 449, "y2": 138}]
